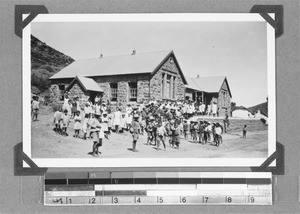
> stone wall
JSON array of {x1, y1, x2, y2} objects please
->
[
  {"x1": 217, "y1": 80, "x2": 231, "y2": 116},
  {"x1": 98, "y1": 82, "x2": 110, "y2": 101},
  {"x1": 190, "y1": 116, "x2": 267, "y2": 132},
  {"x1": 137, "y1": 80, "x2": 150, "y2": 103},
  {"x1": 150, "y1": 56, "x2": 186, "y2": 101},
  {"x1": 68, "y1": 82, "x2": 90, "y2": 102},
  {"x1": 94, "y1": 74, "x2": 150, "y2": 110},
  {"x1": 117, "y1": 81, "x2": 129, "y2": 104}
]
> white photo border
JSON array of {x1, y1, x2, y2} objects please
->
[{"x1": 23, "y1": 13, "x2": 276, "y2": 168}]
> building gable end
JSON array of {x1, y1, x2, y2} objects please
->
[{"x1": 151, "y1": 51, "x2": 187, "y2": 85}]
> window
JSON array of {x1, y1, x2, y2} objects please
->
[
  {"x1": 161, "y1": 73, "x2": 165, "y2": 98},
  {"x1": 221, "y1": 90, "x2": 226, "y2": 107},
  {"x1": 129, "y1": 82, "x2": 137, "y2": 102},
  {"x1": 58, "y1": 84, "x2": 65, "y2": 101},
  {"x1": 58, "y1": 84, "x2": 65, "y2": 90},
  {"x1": 110, "y1": 83, "x2": 118, "y2": 101},
  {"x1": 167, "y1": 75, "x2": 171, "y2": 99},
  {"x1": 172, "y1": 77, "x2": 176, "y2": 99}
]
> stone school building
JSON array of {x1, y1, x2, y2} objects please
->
[
  {"x1": 49, "y1": 50, "x2": 232, "y2": 115},
  {"x1": 50, "y1": 50, "x2": 187, "y2": 106}
]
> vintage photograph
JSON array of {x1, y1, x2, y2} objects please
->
[{"x1": 23, "y1": 14, "x2": 276, "y2": 167}]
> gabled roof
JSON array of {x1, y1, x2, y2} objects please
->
[
  {"x1": 50, "y1": 50, "x2": 187, "y2": 84},
  {"x1": 248, "y1": 102, "x2": 268, "y2": 117},
  {"x1": 186, "y1": 76, "x2": 232, "y2": 97},
  {"x1": 232, "y1": 106, "x2": 251, "y2": 112},
  {"x1": 66, "y1": 76, "x2": 104, "y2": 92}
]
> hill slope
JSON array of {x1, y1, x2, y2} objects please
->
[{"x1": 31, "y1": 35, "x2": 74, "y2": 94}]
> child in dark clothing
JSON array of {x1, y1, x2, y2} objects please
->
[
  {"x1": 243, "y1": 125, "x2": 247, "y2": 138},
  {"x1": 189, "y1": 121, "x2": 195, "y2": 141},
  {"x1": 197, "y1": 121, "x2": 204, "y2": 144},
  {"x1": 146, "y1": 120, "x2": 154, "y2": 145},
  {"x1": 183, "y1": 120, "x2": 189, "y2": 140},
  {"x1": 191, "y1": 121, "x2": 198, "y2": 143}
]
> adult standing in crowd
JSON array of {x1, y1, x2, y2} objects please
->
[
  {"x1": 223, "y1": 113, "x2": 230, "y2": 133},
  {"x1": 130, "y1": 114, "x2": 141, "y2": 152}
]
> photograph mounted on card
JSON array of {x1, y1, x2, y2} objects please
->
[{"x1": 22, "y1": 13, "x2": 276, "y2": 167}]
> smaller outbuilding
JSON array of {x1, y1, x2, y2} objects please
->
[
  {"x1": 185, "y1": 76, "x2": 232, "y2": 117},
  {"x1": 248, "y1": 101, "x2": 268, "y2": 124},
  {"x1": 231, "y1": 106, "x2": 253, "y2": 118},
  {"x1": 65, "y1": 76, "x2": 104, "y2": 102}
]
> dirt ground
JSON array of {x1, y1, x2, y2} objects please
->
[{"x1": 31, "y1": 106, "x2": 268, "y2": 159}]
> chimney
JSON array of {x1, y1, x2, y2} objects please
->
[
  {"x1": 132, "y1": 49, "x2": 136, "y2": 55},
  {"x1": 100, "y1": 53, "x2": 103, "y2": 58},
  {"x1": 197, "y1": 75, "x2": 199, "y2": 78}
]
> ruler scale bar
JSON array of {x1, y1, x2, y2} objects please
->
[
  {"x1": 45, "y1": 178, "x2": 271, "y2": 185},
  {"x1": 44, "y1": 172, "x2": 272, "y2": 206}
]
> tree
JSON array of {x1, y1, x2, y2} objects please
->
[{"x1": 231, "y1": 102, "x2": 236, "y2": 109}]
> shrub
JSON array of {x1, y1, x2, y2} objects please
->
[
  {"x1": 260, "y1": 118, "x2": 266, "y2": 124},
  {"x1": 31, "y1": 69, "x2": 51, "y2": 92}
]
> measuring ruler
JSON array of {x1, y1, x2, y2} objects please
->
[{"x1": 44, "y1": 172, "x2": 272, "y2": 205}]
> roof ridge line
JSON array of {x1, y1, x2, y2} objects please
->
[
  {"x1": 189, "y1": 75, "x2": 226, "y2": 78},
  {"x1": 75, "y1": 50, "x2": 173, "y2": 61}
]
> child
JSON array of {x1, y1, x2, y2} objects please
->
[
  {"x1": 95, "y1": 102, "x2": 101, "y2": 117},
  {"x1": 173, "y1": 122, "x2": 181, "y2": 149},
  {"x1": 53, "y1": 107, "x2": 62, "y2": 134},
  {"x1": 146, "y1": 119, "x2": 154, "y2": 145},
  {"x1": 152, "y1": 119, "x2": 158, "y2": 147},
  {"x1": 125, "y1": 112, "x2": 133, "y2": 131},
  {"x1": 73, "y1": 111, "x2": 82, "y2": 138},
  {"x1": 84, "y1": 103, "x2": 91, "y2": 118},
  {"x1": 130, "y1": 114, "x2": 141, "y2": 152},
  {"x1": 214, "y1": 123, "x2": 222, "y2": 147},
  {"x1": 206, "y1": 122, "x2": 212, "y2": 142},
  {"x1": 140, "y1": 118, "x2": 146, "y2": 135},
  {"x1": 71, "y1": 99, "x2": 77, "y2": 118},
  {"x1": 119, "y1": 113, "x2": 126, "y2": 133},
  {"x1": 243, "y1": 125, "x2": 247, "y2": 138},
  {"x1": 203, "y1": 121, "x2": 208, "y2": 144},
  {"x1": 60, "y1": 110, "x2": 70, "y2": 136},
  {"x1": 81, "y1": 114, "x2": 89, "y2": 140},
  {"x1": 168, "y1": 120, "x2": 175, "y2": 147},
  {"x1": 156, "y1": 123, "x2": 166, "y2": 151},
  {"x1": 31, "y1": 96, "x2": 40, "y2": 121},
  {"x1": 183, "y1": 120, "x2": 189, "y2": 140},
  {"x1": 197, "y1": 121, "x2": 204, "y2": 144},
  {"x1": 101, "y1": 113, "x2": 109, "y2": 139},
  {"x1": 107, "y1": 109, "x2": 113, "y2": 135},
  {"x1": 192, "y1": 121, "x2": 198, "y2": 143},
  {"x1": 189, "y1": 121, "x2": 195, "y2": 143},
  {"x1": 89, "y1": 114, "x2": 101, "y2": 157},
  {"x1": 65, "y1": 100, "x2": 72, "y2": 117},
  {"x1": 98, "y1": 117, "x2": 105, "y2": 153},
  {"x1": 178, "y1": 121, "x2": 183, "y2": 136}
]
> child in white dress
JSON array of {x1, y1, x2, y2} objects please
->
[
  {"x1": 53, "y1": 107, "x2": 62, "y2": 134},
  {"x1": 73, "y1": 111, "x2": 82, "y2": 138},
  {"x1": 81, "y1": 114, "x2": 89, "y2": 140}
]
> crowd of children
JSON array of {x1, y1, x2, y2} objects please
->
[{"x1": 48, "y1": 94, "x2": 231, "y2": 157}]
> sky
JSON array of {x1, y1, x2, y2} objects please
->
[{"x1": 31, "y1": 20, "x2": 269, "y2": 107}]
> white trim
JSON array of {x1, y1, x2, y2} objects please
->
[{"x1": 23, "y1": 13, "x2": 276, "y2": 168}]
